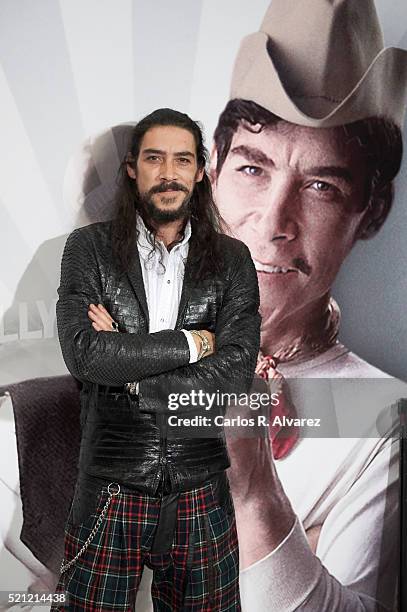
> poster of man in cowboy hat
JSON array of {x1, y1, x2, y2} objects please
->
[{"x1": 210, "y1": 0, "x2": 407, "y2": 610}]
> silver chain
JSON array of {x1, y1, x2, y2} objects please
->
[{"x1": 60, "y1": 482, "x2": 121, "y2": 574}]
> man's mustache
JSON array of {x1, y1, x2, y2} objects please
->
[{"x1": 149, "y1": 181, "x2": 189, "y2": 195}]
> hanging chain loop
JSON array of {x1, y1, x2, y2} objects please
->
[{"x1": 60, "y1": 483, "x2": 120, "y2": 574}]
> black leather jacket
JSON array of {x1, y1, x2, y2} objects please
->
[{"x1": 56, "y1": 221, "x2": 260, "y2": 493}]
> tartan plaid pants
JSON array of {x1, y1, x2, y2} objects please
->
[{"x1": 51, "y1": 474, "x2": 241, "y2": 611}]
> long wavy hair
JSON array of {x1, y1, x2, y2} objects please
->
[{"x1": 111, "y1": 108, "x2": 226, "y2": 281}]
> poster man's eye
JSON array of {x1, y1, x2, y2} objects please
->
[
  {"x1": 237, "y1": 165, "x2": 264, "y2": 177},
  {"x1": 312, "y1": 180, "x2": 332, "y2": 192}
]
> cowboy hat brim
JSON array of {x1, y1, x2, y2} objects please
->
[{"x1": 230, "y1": 32, "x2": 407, "y2": 128}]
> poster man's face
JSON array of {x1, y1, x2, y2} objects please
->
[{"x1": 213, "y1": 121, "x2": 370, "y2": 329}]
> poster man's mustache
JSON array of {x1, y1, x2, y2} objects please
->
[{"x1": 293, "y1": 257, "x2": 312, "y2": 276}]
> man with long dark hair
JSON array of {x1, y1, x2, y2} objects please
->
[{"x1": 52, "y1": 108, "x2": 260, "y2": 610}]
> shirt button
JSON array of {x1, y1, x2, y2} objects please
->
[{"x1": 167, "y1": 279, "x2": 171, "y2": 284}]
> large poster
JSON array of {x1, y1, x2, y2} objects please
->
[{"x1": 0, "y1": 1, "x2": 406, "y2": 610}]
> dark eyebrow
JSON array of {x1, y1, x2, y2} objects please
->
[
  {"x1": 142, "y1": 148, "x2": 195, "y2": 158},
  {"x1": 229, "y1": 145, "x2": 274, "y2": 167},
  {"x1": 174, "y1": 151, "x2": 195, "y2": 158},
  {"x1": 142, "y1": 148, "x2": 165, "y2": 155},
  {"x1": 306, "y1": 166, "x2": 354, "y2": 185}
]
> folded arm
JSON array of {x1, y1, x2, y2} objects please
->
[
  {"x1": 139, "y1": 241, "x2": 261, "y2": 408},
  {"x1": 56, "y1": 227, "x2": 192, "y2": 385}
]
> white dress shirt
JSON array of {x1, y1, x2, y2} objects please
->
[{"x1": 136, "y1": 214, "x2": 198, "y2": 361}]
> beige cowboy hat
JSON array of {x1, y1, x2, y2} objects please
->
[{"x1": 230, "y1": 0, "x2": 407, "y2": 127}]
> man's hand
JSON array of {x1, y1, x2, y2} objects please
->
[
  {"x1": 88, "y1": 303, "x2": 117, "y2": 332},
  {"x1": 225, "y1": 399, "x2": 296, "y2": 569},
  {"x1": 192, "y1": 330, "x2": 215, "y2": 358}
]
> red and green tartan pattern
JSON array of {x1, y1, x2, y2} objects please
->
[{"x1": 51, "y1": 478, "x2": 240, "y2": 611}]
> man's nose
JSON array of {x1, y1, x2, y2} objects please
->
[
  {"x1": 257, "y1": 180, "x2": 298, "y2": 242},
  {"x1": 159, "y1": 159, "x2": 178, "y2": 181}
]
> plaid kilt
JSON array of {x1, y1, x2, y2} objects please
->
[{"x1": 51, "y1": 474, "x2": 240, "y2": 611}]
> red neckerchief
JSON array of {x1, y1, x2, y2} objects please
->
[{"x1": 255, "y1": 354, "x2": 299, "y2": 460}]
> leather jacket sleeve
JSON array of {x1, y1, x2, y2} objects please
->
[
  {"x1": 56, "y1": 227, "x2": 191, "y2": 385},
  {"x1": 139, "y1": 241, "x2": 261, "y2": 411}
]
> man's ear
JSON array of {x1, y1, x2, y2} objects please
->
[
  {"x1": 356, "y1": 184, "x2": 393, "y2": 240},
  {"x1": 126, "y1": 152, "x2": 137, "y2": 179}
]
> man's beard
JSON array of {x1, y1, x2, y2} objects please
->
[{"x1": 138, "y1": 181, "x2": 194, "y2": 223}]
